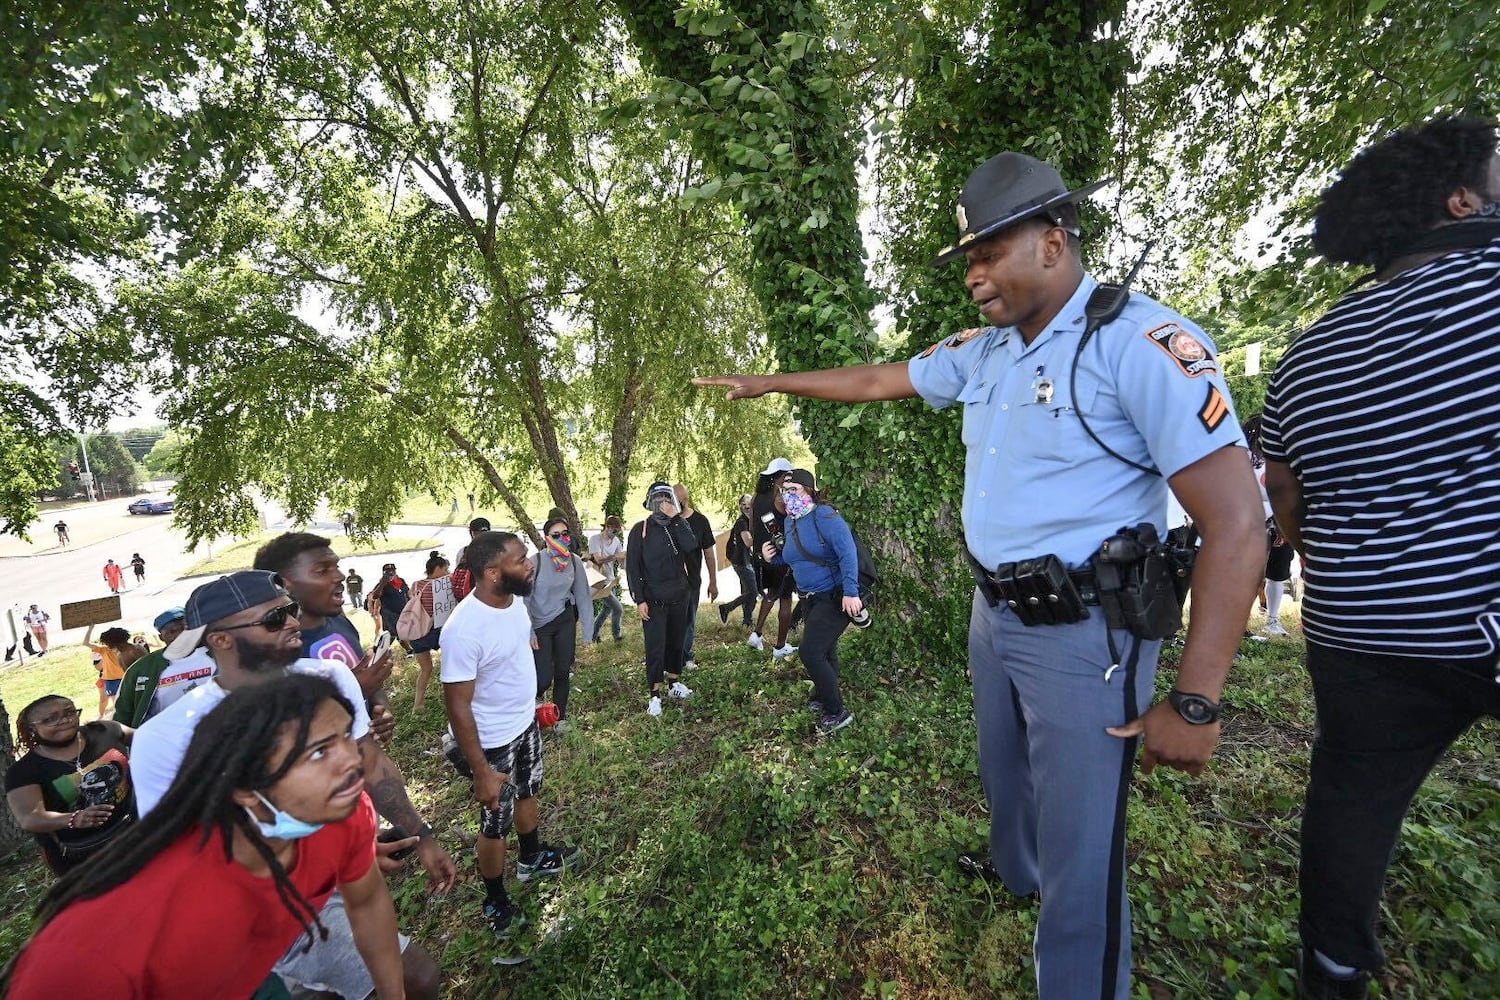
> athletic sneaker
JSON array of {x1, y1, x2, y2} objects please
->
[
  {"x1": 747, "y1": 631, "x2": 765, "y2": 651},
  {"x1": 772, "y1": 643, "x2": 798, "y2": 659},
  {"x1": 1297, "y1": 949, "x2": 1370, "y2": 999},
  {"x1": 816, "y1": 709, "x2": 853, "y2": 735},
  {"x1": 484, "y1": 898, "x2": 527, "y2": 938},
  {"x1": 957, "y1": 851, "x2": 1002, "y2": 883},
  {"x1": 552, "y1": 719, "x2": 572, "y2": 736},
  {"x1": 808, "y1": 700, "x2": 823, "y2": 717},
  {"x1": 683, "y1": 659, "x2": 697, "y2": 671},
  {"x1": 718, "y1": 604, "x2": 731, "y2": 625},
  {"x1": 516, "y1": 843, "x2": 583, "y2": 882},
  {"x1": 1264, "y1": 620, "x2": 1289, "y2": 637},
  {"x1": 647, "y1": 696, "x2": 663, "y2": 717},
  {"x1": 668, "y1": 681, "x2": 693, "y2": 699}
]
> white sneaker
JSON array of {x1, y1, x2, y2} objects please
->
[
  {"x1": 1264, "y1": 620, "x2": 1289, "y2": 637},
  {"x1": 683, "y1": 659, "x2": 697, "y2": 671},
  {"x1": 746, "y1": 632, "x2": 764, "y2": 651},
  {"x1": 772, "y1": 644, "x2": 798, "y2": 659},
  {"x1": 668, "y1": 681, "x2": 693, "y2": 700},
  {"x1": 647, "y1": 696, "x2": 663, "y2": 717}
]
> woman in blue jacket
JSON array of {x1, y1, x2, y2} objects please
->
[{"x1": 761, "y1": 468, "x2": 862, "y2": 735}]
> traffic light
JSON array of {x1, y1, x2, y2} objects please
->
[{"x1": 68, "y1": 460, "x2": 80, "y2": 481}]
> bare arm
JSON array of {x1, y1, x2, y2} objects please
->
[
  {"x1": 693, "y1": 362, "x2": 918, "y2": 403},
  {"x1": 1264, "y1": 460, "x2": 1306, "y2": 555},
  {"x1": 339, "y1": 861, "x2": 406, "y2": 999},
  {"x1": 8, "y1": 785, "x2": 80, "y2": 833},
  {"x1": 358, "y1": 737, "x2": 457, "y2": 892},
  {"x1": 443, "y1": 679, "x2": 504, "y2": 807}
]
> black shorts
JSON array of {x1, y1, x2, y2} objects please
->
[
  {"x1": 409, "y1": 625, "x2": 441, "y2": 654},
  {"x1": 758, "y1": 564, "x2": 795, "y2": 600},
  {"x1": 477, "y1": 720, "x2": 544, "y2": 840}
]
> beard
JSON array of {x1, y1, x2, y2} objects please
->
[
  {"x1": 232, "y1": 630, "x2": 302, "y2": 673},
  {"x1": 500, "y1": 570, "x2": 533, "y2": 598}
]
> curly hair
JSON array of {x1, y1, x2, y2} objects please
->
[
  {"x1": 14, "y1": 694, "x2": 73, "y2": 751},
  {"x1": 253, "y1": 532, "x2": 333, "y2": 576},
  {"x1": 1313, "y1": 117, "x2": 1499, "y2": 269}
]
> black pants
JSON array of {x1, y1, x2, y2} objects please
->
[
  {"x1": 799, "y1": 592, "x2": 850, "y2": 715},
  {"x1": 642, "y1": 599, "x2": 689, "y2": 690},
  {"x1": 1300, "y1": 641, "x2": 1500, "y2": 972},
  {"x1": 721, "y1": 563, "x2": 759, "y2": 625},
  {"x1": 533, "y1": 606, "x2": 578, "y2": 718}
]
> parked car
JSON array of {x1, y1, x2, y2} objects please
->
[{"x1": 128, "y1": 497, "x2": 175, "y2": 515}]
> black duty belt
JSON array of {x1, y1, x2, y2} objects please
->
[{"x1": 968, "y1": 550, "x2": 1096, "y2": 626}]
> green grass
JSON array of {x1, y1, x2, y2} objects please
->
[
  {"x1": 181, "y1": 532, "x2": 445, "y2": 576},
  {"x1": 3, "y1": 603, "x2": 1498, "y2": 997}
]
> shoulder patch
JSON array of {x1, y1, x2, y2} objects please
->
[
  {"x1": 947, "y1": 327, "x2": 984, "y2": 349},
  {"x1": 1144, "y1": 323, "x2": 1219, "y2": 377},
  {"x1": 919, "y1": 339, "x2": 943, "y2": 359},
  {"x1": 1198, "y1": 384, "x2": 1230, "y2": 433}
]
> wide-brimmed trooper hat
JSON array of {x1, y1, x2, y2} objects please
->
[{"x1": 932, "y1": 152, "x2": 1114, "y2": 266}]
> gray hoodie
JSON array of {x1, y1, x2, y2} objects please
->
[{"x1": 524, "y1": 552, "x2": 595, "y2": 643}]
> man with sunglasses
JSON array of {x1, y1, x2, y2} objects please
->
[{"x1": 129, "y1": 570, "x2": 448, "y2": 1000}]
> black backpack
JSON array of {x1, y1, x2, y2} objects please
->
[{"x1": 788, "y1": 509, "x2": 879, "y2": 600}]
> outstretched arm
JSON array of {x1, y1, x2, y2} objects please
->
[{"x1": 694, "y1": 363, "x2": 917, "y2": 403}]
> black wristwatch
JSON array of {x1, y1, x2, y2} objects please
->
[{"x1": 1167, "y1": 690, "x2": 1222, "y2": 725}]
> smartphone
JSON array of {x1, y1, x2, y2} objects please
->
[
  {"x1": 377, "y1": 825, "x2": 418, "y2": 861},
  {"x1": 371, "y1": 630, "x2": 393, "y2": 662}
]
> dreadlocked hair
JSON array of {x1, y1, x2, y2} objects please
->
[
  {"x1": 15, "y1": 675, "x2": 354, "y2": 976},
  {"x1": 14, "y1": 694, "x2": 72, "y2": 752},
  {"x1": 1313, "y1": 117, "x2": 1499, "y2": 270}
]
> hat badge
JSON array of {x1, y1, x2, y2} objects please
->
[{"x1": 955, "y1": 202, "x2": 968, "y2": 232}]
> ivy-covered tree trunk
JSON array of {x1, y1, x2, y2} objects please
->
[
  {"x1": 620, "y1": 0, "x2": 1128, "y2": 667},
  {"x1": 0, "y1": 696, "x2": 29, "y2": 851}
]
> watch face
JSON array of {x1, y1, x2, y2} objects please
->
[{"x1": 1181, "y1": 699, "x2": 1212, "y2": 723}]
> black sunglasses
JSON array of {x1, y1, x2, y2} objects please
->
[
  {"x1": 215, "y1": 601, "x2": 301, "y2": 634},
  {"x1": 548, "y1": 531, "x2": 569, "y2": 539}
]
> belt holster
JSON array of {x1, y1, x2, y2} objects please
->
[{"x1": 969, "y1": 550, "x2": 1089, "y2": 626}]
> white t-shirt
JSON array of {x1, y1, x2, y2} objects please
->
[
  {"x1": 590, "y1": 532, "x2": 624, "y2": 585},
  {"x1": 23, "y1": 609, "x2": 48, "y2": 629},
  {"x1": 147, "y1": 648, "x2": 217, "y2": 719},
  {"x1": 439, "y1": 593, "x2": 535, "y2": 749},
  {"x1": 132, "y1": 657, "x2": 371, "y2": 817}
]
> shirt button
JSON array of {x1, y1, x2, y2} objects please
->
[
  {"x1": 1000, "y1": 404, "x2": 1008, "y2": 411},
  {"x1": 979, "y1": 491, "x2": 987, "y2": 498},
  {"x1": 988, "y1": 448, "x2": 996, "y2": 454}
]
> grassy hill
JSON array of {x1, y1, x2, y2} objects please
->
[{"x1": 3, "y1": 604, "x2": 1497, "y2": 997}]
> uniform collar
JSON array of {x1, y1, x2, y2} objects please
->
[{"x1": 1001, "y1": 274, "x2": 1098, "y2": 359}]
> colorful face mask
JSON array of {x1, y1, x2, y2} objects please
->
[{"x1": 783, "y1": 492, "x2": 814, "y2": 519}]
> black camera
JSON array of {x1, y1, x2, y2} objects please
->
[{"x1": 760, "y1": 512, "x2": 782, "y2": 555}]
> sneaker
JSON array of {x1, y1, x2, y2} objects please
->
[
  {"x1": 1264, "y1": 620, "x2": 1289, "y2": 637},
  {"x1": 552, "y1": 719, "x2": 572, "y2": 736},
  {"x1": 808, "y1": 700, "x2": 823, "y2": 717},
  {"x1": 772, "y1": 644, "x2": 798, "y2": 659},
  {"x1": 958, "y1": 851, "x2": 1002, "y2": 883},
  {"x1": 668, "y1": 681, "x2": 693, "y2": 700},
  {"x1": 1297, "y1": 949, "x2": 1370, "y2": 1000},
  {"x1": 516, "y1": 843, "x2": 583, "y2": 882},
  {"x1": 614, "y1": 635, "x2": 623, "y2": 643},
  {"x1": 816, "y1": 709, "x2": 853, "y2": 735},
  {"x1": 683, "y1": 659, "x2": 697, "y2": 671},
  {"x1": 747, "y1": 632, "x2": 764, "y2": 651},
  {"x1": 647, "y1": 696, "x2": 663, "y2": 717},
  {"x1": 717, "y1": 604, "x2": 731, "y2": 625},
  {"x1": 484, "y1": 898, "x2": 527, "y2": 938}
]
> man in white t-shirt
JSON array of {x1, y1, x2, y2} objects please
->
[
  {"x1": 588, "y1": 516, "x2": 626, "y2": 643},
  {"x1": 442, "y1": 530, "x2": 583, "y2": 938},
  {"x1": 131, "y1": 571, "x2": 445, "y2": 1000}
]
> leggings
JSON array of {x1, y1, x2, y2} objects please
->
[
  {"x1": 642, "y1": 600, "x2": 689, "y2": 690},
  {"x1": 533, "y1": 606, "x2": 578, "y2": 718}
]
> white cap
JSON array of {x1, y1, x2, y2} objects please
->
[{"x1": 760, "y1": 457, "x2": 793, "y2": 476}]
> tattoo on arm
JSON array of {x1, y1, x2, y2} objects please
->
[{"x1": 362, "y1": 741, "x2": 425, "y2": 832}]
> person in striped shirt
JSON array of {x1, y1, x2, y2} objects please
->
[{"x1": 1262, "y1": 116, "x2": 1500, "y2": 1000}]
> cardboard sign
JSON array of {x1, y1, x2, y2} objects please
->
[{"x1": 60, "y1": 596, "x2": 122, "y2": 630}]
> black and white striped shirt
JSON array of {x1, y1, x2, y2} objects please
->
[{"x1": 1261, "y1": 235, "x2": 1500, "y2": 663}]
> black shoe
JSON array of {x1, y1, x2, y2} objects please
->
[
  {"x1": 958, "y1": 851, "x2": 1002, "y2": 883},
  {"x1": 717, "y1": 604, "x2": 731, "y2": 625},
  {"x1": 516, "y1": 843, "x2": 583, "y2": 881},
  {"x1": 1297, "y1": 949, "x2": 1370, "y2": 1000},
  {"x1": 484, "y1": 898, "x2": 527, "y2": 939}
]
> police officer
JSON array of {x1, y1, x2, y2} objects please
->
[{"x1": 696, "y1": 151, "x2": 1265, "y2": 999}]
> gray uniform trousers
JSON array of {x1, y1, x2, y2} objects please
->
[{"x1": 969, "y1": 588, "x2": 1161, "y2": 1000}]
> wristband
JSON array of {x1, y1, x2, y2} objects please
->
[
  {"x1": 416, "y1": 822, "x2": 435, "y2": 840},
  {"x1": 68, "y1": 812, "x2": 78, "y2": 829}
]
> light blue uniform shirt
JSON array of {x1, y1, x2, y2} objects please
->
[{"x1": 908, "y1": 274, "x2": 1245, "y2": 569}]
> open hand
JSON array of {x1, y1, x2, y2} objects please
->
[{"x1": 693, "y1": 374, "x2": 774, "y2": 400}]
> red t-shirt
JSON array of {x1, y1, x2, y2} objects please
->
[{"x1": 8, "y1": 793, "x2": 377, "y2": 998}]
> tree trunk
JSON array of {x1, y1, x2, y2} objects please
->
[{"x1": 0, "y1": 696, "x2": 32, "y2": 850}]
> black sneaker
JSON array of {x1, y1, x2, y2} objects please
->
[
  {"x1": 958, "y1": 851, "x2": 1002, "y2": 883},
  {"x1": 717, "y1": 604, "x2": 731, "y2": 625},
  {"x1": 815, "y1": 709, "x2": 853, "y2": 736},
  {"x1": 484, "y1": 898, "x2": 527, "y2": 938},
  {"x1": 1297, "y1": 949, "x2": 1370, "y2": 1000},
  {"x1": 516, "y1": 843, "x2": 583, "y2": 881}
]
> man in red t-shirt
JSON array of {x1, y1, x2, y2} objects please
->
[{"x1": 5, "y1": 675, "x2": 404, "y2": 998}]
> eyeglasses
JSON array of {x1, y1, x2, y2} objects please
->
[
  {"x1": 32, "y1": 707, "x2": 80, "y2": 728},
  {"x1": 214, "y1": 602, "x2": 301, "y2": 634},
  {"x1": 548, "y1": 532, "x2": 569, "y2": 540}
]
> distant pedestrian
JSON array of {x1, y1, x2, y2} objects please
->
[
  {"x1": 405, "y1": 552, "x2": 458, "y2": 713},
  {"x1": 23, "y1": 605, "x2": 50, "y2": 654},
  {"x1": 588, "y1": 516, "x2": 626, "y2": 643},
  {"x1": 85, "y1": 626, "x2": 146, "y2": 720},
  {"x1": 467, "y1": 492, "x2": 476, "y2": 512},
  {"x1": 526, "y1": 518, "x2": 594, "y2": 729},
  {"x1": 718, "y1": 495, "x2": 759, "y2": 628},
  {"x1": 345, "y1": 568, "x2": 364, "y2": 610},
  {"x1": 371, "y1": 563, "x2": 410, "y2": 649},
  {"x1": 53, "y1": 521, "x2": 69, "y2": 547},
  {"x1": 102, "y1": 560, "x2": 124, "y2": 594},
  {"x1": 672, "y1": 485, "x2": 718, "y2": 671},
  {"x1": 451, "y1": 496, "x2": 460, "y2": 513},
  {"x1": 626, "y1": 483, "x2": 699, "y2": 716},
  {"x1": 129, "y1": 553, "x2": 146, "y2": 586}
]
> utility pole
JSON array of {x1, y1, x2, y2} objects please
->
[{"x1": 78, "y1": 432, "x2": 97, "y2": 502}]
